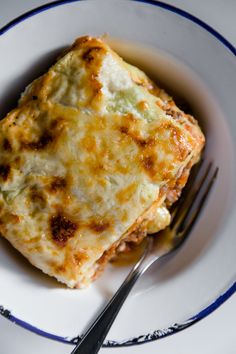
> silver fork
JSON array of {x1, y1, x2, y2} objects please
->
[{"x1": 71, "y1": 161, "x2": 218, "y2": 354}]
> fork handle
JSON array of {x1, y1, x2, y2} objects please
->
[{"x1": 71, "y1": 242, "x2": 151, "y2": 354}]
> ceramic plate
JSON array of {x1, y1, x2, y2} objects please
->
[{"x1": 0, "y1": 0, "x2": 235, "y2": 347}]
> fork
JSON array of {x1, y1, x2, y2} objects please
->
[{"x1": 71, "y1": 161, "x2": 218, "y2": 354}]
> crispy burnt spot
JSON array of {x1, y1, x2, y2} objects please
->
[
  {"x1": 2, "y1": 138, "x2": 12, "y2": 152},
  {"x1": 0, "y1": 164, "x2": 10, "y2": 181},
  {"x1": 73, "y1": 252, "x2": 89, "y2": 266},
  {"x1": 89, "y1": 219, "x2": 110, "y2": 233},
  {"x1": 141, "y1": 155, "x2": 156, "y2": 174},
  {"x1": 120, "y1": 126, "x2": 129, "y2": 135},
  {"x1": 165, "y1": 108, "x2": 182, "y2": 120},
  {"x1": 22, "y1": 119, "x2": 63, "y2": 151},
  {"x1": 30, "y1": 186, "x2": 46, "y2": 209},
  {"x1": 50, "y1": 213, "x2": 77, "y2": 246},
  {"x1": 82, "y1": 46, "x2": 103, "y2": 63},
  {"x1": 25, "y1": 131, "x2": 54, "y2": 151},
  {"x1": 49, "y1": 177, "x2": 67, "y2": 193},
  {"x1": 136, "y1": 137, "x2": 156, "y2": 148},
  {"x1": 119, "y1": 126, "x2": 155, "y2": 149},
  {"x1": 72, "y1": 36, "x2": 92, "y2": 49}
]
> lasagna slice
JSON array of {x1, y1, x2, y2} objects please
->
[{"x1": 0, "y1": 36, "x2": 205, "y2": 288}]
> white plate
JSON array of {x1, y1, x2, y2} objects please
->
[{"x1": 0, "y1": 0, "x2": 235, "y2": 347}]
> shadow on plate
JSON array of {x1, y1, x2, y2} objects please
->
[
  {"x1": 0, "y1": 46, "x2": 67, "y2": 120},
  {"x1": 133, "y1": 204, "x2": 228, "y2": 296}
]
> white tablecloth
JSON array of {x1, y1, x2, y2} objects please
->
[{"x1": 0, "y1": 1, "x2": 235, "y2": 353}]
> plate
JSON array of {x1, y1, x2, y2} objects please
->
[{"x1": 0, "y1": 0, "x2": 235, "y2": 347}]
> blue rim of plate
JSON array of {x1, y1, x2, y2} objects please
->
[{"x1": 0, "y1": 0, "x2": 235, "y2": 347}]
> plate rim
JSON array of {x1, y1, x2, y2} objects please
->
[
  {"x1": 1, "y1": 282, "x2": 235, "y2": 347},
  {"x1": 0, "y1": 0, "x2": 236, "y2": 58},
  {"x1": 0, "y1": 0, "x2": 235, "y2": 347}
]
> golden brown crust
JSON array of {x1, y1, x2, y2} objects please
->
[{"x1": 0, "y1": 36, "x2": 205, "y2": 288}]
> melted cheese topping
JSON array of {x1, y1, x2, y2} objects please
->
[{"x1": 0, "y1": 36, "x2": 205, "y2": 287}]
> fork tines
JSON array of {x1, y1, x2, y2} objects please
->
[{"x1": 170, "y1": 160, "x2": 219, "y2": 236}]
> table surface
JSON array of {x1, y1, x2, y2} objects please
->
[{"x1": 0, "y1": 1, "x2": 235, "y2": 353}]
